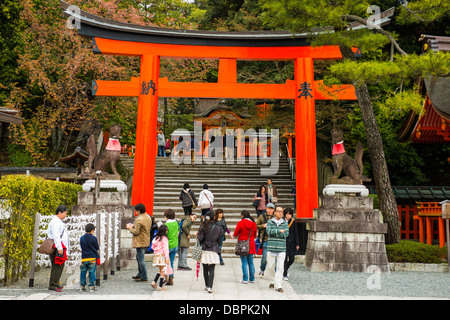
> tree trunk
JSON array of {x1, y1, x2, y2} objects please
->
[
  {"x1": 339, "y1": 47, "x2": 400, "y2": 244},
  {"x1": 354, "y1": 84, "x2": 401, "y2": 244}
]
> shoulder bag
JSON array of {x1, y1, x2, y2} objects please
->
[
  {"x1": 235, "y1": 225, "x2": 252, "y2": 256},
  {"x1": 38, "y1": 228, "x2": 65, "y2": 255}
]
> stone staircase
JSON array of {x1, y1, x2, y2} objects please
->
[{"x1": 120, "y1": 155, "x2": 296, "y2": 258}]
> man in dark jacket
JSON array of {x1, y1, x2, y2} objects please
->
[{"x1": 256, "y1": 203, "x2": 275, "y2": 278}]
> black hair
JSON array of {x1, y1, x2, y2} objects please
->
[
  {"x1": 241, "y1": 210, "x2": 254, "y2": 222},
  {"x1": 200, "y1": 210, "x2": 215, "y2": 234},
  {"x1": 85, "y1": 223, "x2": 95, "y2": 233},
  {"x1": 258, "y1": 184, "x2": 266, "y2": 194},
  {"x1": 183, "y1": 183, "x2": 190, "y2": 190},
  {"x1": 203, "y1": 184, "x2": 208, "y2": 189},
  {"x1": 55, "y1": 205, "x2": 68, "y2": 215},
  {"x1": 154, "y1": 224, "x2": 168, "y2": 241},
  {"x1": 284, "y1": 207, "x2": 294, "y2": 218},
  {"x1": 135, "y1": 203, "x2": 146, "y2": 214}
]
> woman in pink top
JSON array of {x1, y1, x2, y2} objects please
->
[{"x1": 151, "y1": 225, "x2": 171, "y2": 290}]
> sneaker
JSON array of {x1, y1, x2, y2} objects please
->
[
  {"x1": 207, "y1": 287, "x2": 213, "y2": 293},
  {"x1": 276, "y1": 288, "x2": 284, "y2": 293},
  {"x1": 79, "y1": 285, "x2": 86, "y2": 292},
  {"x1": 269, "y1": 284, "x2": 274, "y2": 289},
  {"x1": 132, "y1": 276, "x2": 140, "y2": 280},
  {"x1": 283, "y1": 276, "x2": 289, "y2": 281},
  {"x1": 88, "y1": 286, "x2": 96, "y2": 293},
  {"x1": 240, "y1": 280, "x2": 248, "y2": 284},
  {"x1": 259, "y1": 271, "x2": 264, "y2": 278}
]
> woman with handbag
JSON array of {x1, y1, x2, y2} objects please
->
[
  {"x1": 198, "y1": 184, "x2": 214, "y2": 219},
  {"x1": 252, "y1": 185, "x2": 267, "y2": 218},
  {"x1": 233, "y1": 210, "x2": 257, "y2": 284},
  {"x1": 196, "y1": 210, "x2": 221, "y2": 293},
  {"x1": 179, "y1": 183, "x2": 197, "y2": 216}
]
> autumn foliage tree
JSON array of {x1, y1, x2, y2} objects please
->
[{"x1": 2, "y1": 0, "x2": 215, "y2": 165}]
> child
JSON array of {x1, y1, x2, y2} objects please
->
[
  {"x1": 151, "y1": 224, "x2": 171, "y2": 291},
  {"x1": 79, "y1": 223, "x2": 99, "y2": 292},
  {"x1": 178, "y1": 213, "x2": 197, "y2": 270},
  {"x1": 214, "y1": 209, "x2": 233, "y2": 265},
  {"x1": 164, "y1": 209, "x2": 179, "y2": 285}
]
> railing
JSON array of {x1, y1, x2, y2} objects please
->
[{"x1": 286, "y1": 143, "x2": 295, "y2": 181}]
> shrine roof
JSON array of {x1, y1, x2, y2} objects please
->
[
  {"x1": 398, "y1": 35, "x2": 450, "y2": 144},
  {"x1": 0, "y1": 107, "x2": 23, "y2": 125},
  {"x1": 367, "y1": 185, "x2": 450, "y2": 203}
]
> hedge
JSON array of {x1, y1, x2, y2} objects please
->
[
  {"x1": 0, "y1": 175, "x2": 82, "y2": 285},
  {"x1": 386, "y1": 240, "x2": 448, "y2": 264}
]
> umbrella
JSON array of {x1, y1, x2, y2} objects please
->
[{"x1": 196, "y1": 262, "x2": 200, "y2": 281}]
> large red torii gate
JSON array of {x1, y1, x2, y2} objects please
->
[{"x1": 62, "y1": 1, "x2": 357, "y2": 220}]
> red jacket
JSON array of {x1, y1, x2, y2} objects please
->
[{"x1": 233, "y1": 218, "x2": 257, "y2": 254}]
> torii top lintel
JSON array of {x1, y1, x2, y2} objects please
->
[
  {"x1": 61, "y1": 1, "x2": 358, "y2": 220},
  {"x1": 61, "y1": 0, "x2": 343, "y2": 60}
]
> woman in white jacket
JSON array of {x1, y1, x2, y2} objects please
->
[{"x1": 197, "y1": 184, "x2": 214, "y2": 220}]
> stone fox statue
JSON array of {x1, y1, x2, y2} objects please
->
[
  {"x1": 86, "y1": 124, "x2": 122, "y2": 177},
  {"x1": 331, "y1": 128, "x2": 371, "y2": 182}
]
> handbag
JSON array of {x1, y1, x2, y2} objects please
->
[
  {"x1": 205, "y1": 194, "x2": 213, "y2": 211},
  {"x1": 38, "y1": 238, "x2": 55, "y2": 255},
  {"x1": 235, "y1": 226, "x2": 252, "y2": 256},
  {"x1": 191, "y1": 239, "x2": 202, "y2": 261},
  {"x1": 252, "y1": 198, "x2": 260, "y2": 208},
  {"x1": 38, "y1": 228, "x2": 65, "y2": 255}
]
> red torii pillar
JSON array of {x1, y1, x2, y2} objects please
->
[{"x1": 91, "y1": 38, "x2": 357, "y2": 219}]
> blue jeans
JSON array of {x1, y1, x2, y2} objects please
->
[
  {"x1": 136, "y1": 247, "x2": 148, "y2": 280},
  {"x1": 169, "y1": 247, "x2": 178, "y2": 276},
  {"x1": 80, "y1": 260, "x2": 96, "y2": 287},
  {"x1": 240, "y1": 254, "x2": 255, "y2": 282},
  {"x1": 158, "y1": 146, "x2": 166, "y2": 157},
  {"x1": 260, "y1": 241, "x2": 268, "y2": 272}
]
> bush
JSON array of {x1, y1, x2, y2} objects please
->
[
  {"x1": 0, "y1": 175, "x2": 82, "y2": 285},
  {"x1": 386, "y1": 240, "x2": 448, "y2": 264}
]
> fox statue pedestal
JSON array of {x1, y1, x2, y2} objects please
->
[{"x1": 305, "y1": 194, "x2": 390, "y2": 273}]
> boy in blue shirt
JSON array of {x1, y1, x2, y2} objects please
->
[{"x1": 80, "y1": 223, "x2": 99, "y2": 292}]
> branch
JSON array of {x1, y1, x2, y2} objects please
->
[
  {"x1": 341, "y1": 14, "x2": 408, "y2": 56},
  {"x1": 402, "y1": 4, "x2": 450, "y2": 23}
]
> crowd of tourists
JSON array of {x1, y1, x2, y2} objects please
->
[{"x1": 44, "y1": 179, "x2": 298, "y2": 294}]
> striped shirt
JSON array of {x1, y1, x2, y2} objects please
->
[{"x1": 266, "y1": 217, "x2": 288, "y2": 253}]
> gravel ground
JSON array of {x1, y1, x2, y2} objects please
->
[
  {"x1": 287, "y1": 263, "x2": 450, "y2": 299},
  {"x1": 1, "y1": 259, "x2": 449, "y2": 299}
]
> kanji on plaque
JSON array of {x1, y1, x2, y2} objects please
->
[
  {"x1": 141, "y1": 80, "x2": 157, "y2": 96},
  {"x1": 298, "y1": 82, "x2": 313, "y2": 99}
]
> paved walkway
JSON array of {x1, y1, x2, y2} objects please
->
[
  {"x1": 1, "y1": 257, "x2": 448, "y2": 301},
  {"x1": 0, "y1": 258, "x2": 299, "y2": 301}
]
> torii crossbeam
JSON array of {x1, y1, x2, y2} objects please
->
[{"x1": 61, "y1": 1, "x2": 357, "y2": 220}]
